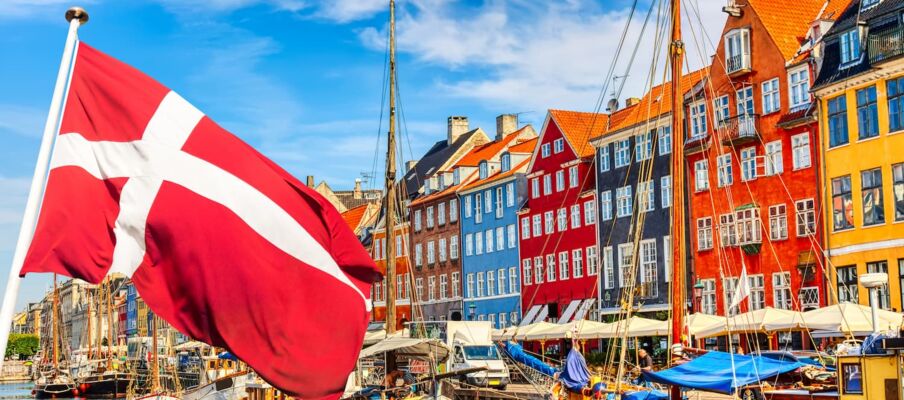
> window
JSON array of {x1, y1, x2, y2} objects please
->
[
  {"x1": 828, "y1": 95, "x2": 849, "y2": 147},
  {"x1": 639, "y1": 240, "x2": 657, "y2": 298},
  {"x1": 501, "y1": 153, "x2": 511, "y2": 172},
  {"x1": 570, "y1": 205, "x2": 581, "y2": 229},
  {"x1": 373, "y1": 238, "x2": 381, "y2": 260},
  {"x1": 531, "y1": 178, "x2": 539, "y2": 199},
  {"x1": 736, "y1": 86, "x2": 754, "y2": 116},
  {"x1": 522, "y1": 259, "x2": 532, "y2": 285},
  {"x1": 465, "y1": 234, "x2": 473, "y2": 256},
  {"x1": 499, "y1": 312, "x2": 507, "y2": 328},
  {"x1": 694, "y1": 160, "x2": 709, "y2": 191},
  {"x1": 532, "y1": 215, "x2": 542, "y2": 236},
  {"x1": 475, "y1": 193, "x2": 482, "y2": 223},
  {"x1": 584, "y1": 201, "x2": 596, "y2": 225},
  {"x1": 796, "y1": 199, "x2": 816, "y2": 237},
  {"x1": 737, "y1": 208, "x2": 761, "y2": 245},
  {"x1": 697, "y1": 217, "x2": 713, "y2": 250},
  {"x1": 701, "y1": 279, "x2": 716, "y2": 314},
  {"x1": 717, "y1": 154, "x2": 733, "y2": 187},
  {"x1": 616, "y1": 186, "x2": 633, "y2": 217},
  {"x1": 725, "y1": 28, "x2": 750, "y2": 73},
  {"x1": 661, "y1": 176, "x2": 672, "y2": 208},
  {"x1": 862, "y1": 0, "x2": 879, "y2": 9},
  {"x1": 740, "y1": 147, "x2": 756, "y2": 181},
  {"x1": 857, "y1": 86, "x2": 879, "y2": 140},
  {"x1": 553, "y1": 138, "x2": 564, "y2": 153},
  {"x1": 832, "y1": 175, "x2": 854, "y2": 230},
  {"x1": 598, "y1": 145, "x2": 610, "y2": 172},
  {"x1": 511, "y1": 312, "x2": 518, "y2": 326},
  {"x1": 559, "y1": 252, "x2": 570, "y2": 280},
  {"x1": 839, "y1": 29, "x2": 861, "y2": 65},
  {"x1": 495, "y1": 227, "x2": 504, "y2": 251},
  {"x1": 719, "y1": 213, "x2": 736, "y2": 247},
  {"x1": 509, "y1": 267, "x2": 517, "y2": 293},
  {"x1": 888, "y1": 77, "x2": 904, "y2": 132},
  {"x1": 894, "y1": 164, "x2": 904, "y2": 221},
  {"x1": 479, "y1": 162, "x2": 488, "y2": 179},
  {"x1": 556, "y1": 170, "x2": 565, "y2": 192},
  {"x1": 690, "y1": 100, "x2": 708, "y2": 138},
  {"x1": 867, "y1": 261, "x2": 890, "y2": 310},
  {"x1": 486, "y1": 271, "x2": 495, "y2": 297},
  {"x1": 601, "y1": 191, "x2": 613, "y2": 221},
  {"x1": 749, "y1": 275, "x2": 765, "y2": 310},
  {"x1": 713, "y1": 95, "x2": 730, "y2": 124},
  {"x1": 415, "y1": 243, "x2": 423, "y2": 266},
  {"x1": 484, "y1": 190, "x2": 492, "y2": 214},
  {"x1": 485, "y1": 229, "x2": 494, "y2": 253},
  {"x1": 475, "y1": 232, "x2": 483, "y2": 255},
  {"x1": 586, "y1": 246, "x2": 598, "y2": 276},
  {"x1": 837, "y1": 265, "x2": 858, "y2": 303},
  {"x1": 602, "y1": 246, "x2": 614, "y2": 289},
  {"x1": 618, "y1": 243, "x2": 633, "y2": 288},
  {"x1": 437, "y1": 202, "x2": 446, "y2": 225},
  {"x1": 541, "y1": 143, "x2": 551, "y2": 158},
  {"x1": 427, "y1": 241, "x2": 436, "y2": 264},
  {"x1": 534, "y1": 256, "x2": 544, "y2": 284},
  {"x1": 663, "y1": 236, "x2": 672, "y2": 282},
  {"x1": 543, "y1": 175, "x2": 552, "y2": 195},
  {"x1": 615, "y1": 139, "x2": 631, "y2": 167},
  {"x1": 638, "y1": 180, "x2": 655, "y2": 212},
  {"x1": 416, "y1": 278, "x2": 424, "y2": 301},
  {"x1": 658, "y1": 126, "x2": 671, "y2": 155},
  {"x1": 495, "y1": 187, "x2": 503, "y2": 218},
  {"x1": 428, "y1": 276, "x2": 436, "y2": 301},
  {"x1": 438, "y1": 238, "x2": 447, "y2": 262},
  {"x1": 765, "y1": 140, "x2": 783, "y2": 175},
  {"x1": 725, "y1": 277, "x2": 740, "y2": 316},
  {"x1": 414, "y1": 209, "x2": 423, "y2": 231},
  {"x1": 569, "y1": 166, "x2": 579, "y2": 188},
  {"x1": 476, "y1": 272, "x2": 484, "y2": 297},
  {"x1": 557, "y1": 208, "x2": 567, "y2": 232},
  {"x1": 426, "y1": 206, "x2": 434, "y2": 228},
  {"x1": 546, "y1": 254, "x2": 556, "y2": 282},
  {"x1": 450, "y1": 199, "x2": 458, "y2": 222},
  {"x1": 521, "y1": 217, "x2": 531, "y2": 239},
  {"x1": 762, "y1": 78, "x2": 780, "y2": 114},
  {"x1": 440, "y1": 274, "x2": 448, "y2": 299},
  {"x1": 450, "y1": 235, "x2": 459, "y2": 260},
  {"x1": 791, "y1": 133, "x2": 811, "y2": 170},
  {"x1": 497, "y1": 268, "x2": 506, "y2": 295},
  {"x1": 636, "y1": 131, "x2": 653, "y2": 161},
  {"x1": 773, "y1": 273, "x2": 792, "y2": 310},
  {"x1": 769, "y1": 204, "x2": 788, "y2": 241},
  {"x1": 506, "y1": 182, "x2": 515, "y2": 207},
  {"x1": 507, "y1": 224, "x2": 516, "y2": 248},
  {"x1": 544, "y1": 211, "x2": 554, "y2": 234},
  {"x1": 861, "y1": 167, "x2": 885, "y2": 226},
  {"x1": 789, "y1": 67, "x2": 810, "y2": 108}
]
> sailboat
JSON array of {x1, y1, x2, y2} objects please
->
[
  {"x1": 133, "y1": 313, "x2": 180, "y2": 400},
  {"x1": 180, "y1": 345, "x2": 257, "y2": 400},
  {"x1": 77, "y1": 278, "x2": 134, "y2": 398},
  {"x1": 33, "y1": 275, "x2": 78, "y2": 398}
]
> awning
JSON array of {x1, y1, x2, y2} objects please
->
[
  {"x1": 803, "y1": 302, "x2": 904, "y2": 333},
  {"x1": 557, "y1": 300, "x2": 582, "y2": 324},
  {"x1": 572, "y1": 299, "x2": 596, "y2": 321},
  {"x1": 533, "y1": 305, "x2": 549, "y2": 324},
  {"x1": 644, "y1": 351, "x2": 804, "y2": 394},
  {"x1": 520, "y1": 305, "x2": 542, "y2": 327},
  {"x1": 694, "y1": 307, "x2": 805, "y2": 338},
  {"x1": 358, "y1": 336, "x2": 450, "y2": 363},
  {"x1": 797, "y1": 250, "x2": 817, "y2": 267}
]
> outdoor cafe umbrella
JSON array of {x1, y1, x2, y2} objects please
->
[
  {"x1": 695, "y1": 307, "x2": 804, "y2": 338},
  {"x1": 802, "y1": 302, "x2": 904, "y2": 333}
]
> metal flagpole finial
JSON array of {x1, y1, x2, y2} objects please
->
[{"x1": 65, "y1": 7, "x2": 89, "y2": 25}]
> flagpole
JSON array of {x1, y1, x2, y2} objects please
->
[{"x1": 0, "y1": 6, "x2": 88, "y2": 370}]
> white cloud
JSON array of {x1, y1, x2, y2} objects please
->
[
  {"x1": 0, "y1": 105, "x2": 45, "y2": 138},
  {"x1": 313, "y1": 0, "x2": 386, "y2": 22},
  {"x1": 0, "y1": 0, "x2": 97, "y2": 19},
  {"x1": 359, "y1": 0, "x2": 727, "y2": 112}
]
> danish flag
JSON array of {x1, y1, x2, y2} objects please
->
[{"x1": 20, "y1": 42, "x2": 379, "y2": 399}]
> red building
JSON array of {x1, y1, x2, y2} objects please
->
[
  {"x1": 683, "y1": 0, "x2": 836, "y2": 336},
  {"x1": 518, "y1": 110, "x2": 606, "y2": 326},
  {"x1": 370, "y1": 222, "x2": 412, "y2": 331}
]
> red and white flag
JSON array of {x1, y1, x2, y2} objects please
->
[
  {"x1": 729, "y1": 262, "x2": 751, "y2": 310},
  {"x1": 20, "y1": 42, "x2": 379, "y2": 399}
]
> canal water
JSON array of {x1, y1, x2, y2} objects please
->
[{"x1": 0, "y1": 382, "x2": 37, "y2": 399}]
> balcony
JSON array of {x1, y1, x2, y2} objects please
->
[
  {"x1": 726, "y1": 54, "x2": 751, "y2": 77},
  {"x1": 868, "y1": 25, "x2": 904, "y2": 65},
  {"x1": 718, "y1": 114, "x2": 759, "y2": 146}
]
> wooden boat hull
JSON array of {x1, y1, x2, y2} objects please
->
[
  {"x1": 183, "y1": 372, "x2": 254, "y2": 400},
  {"x1": 33, "y1": 382, "x2": 77, "y2": 398},
  {"x1": 78, "y1": 372, "x2": 134, "y2": 398}
]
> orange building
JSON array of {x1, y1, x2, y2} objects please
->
[{"x1": 370, "y1": 222, "x2": 412, "y2": 332}]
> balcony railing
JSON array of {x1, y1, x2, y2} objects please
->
[
  {"x1": 726, "y1": 54, "x2": 751, "y2": 75},
  {"x1": 718, "y1": 114, "x2": 759, "y2": 146},
  {"x1": 869, "y1": 25, "x2": 904, "y2": 65}
]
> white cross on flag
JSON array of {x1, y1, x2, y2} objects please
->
[{"x1": 20, "y1": 42, "x2": 379, "y2": 399}]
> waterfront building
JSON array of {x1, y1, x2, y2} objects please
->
[
  {"x1": 518, "y1": 110, "x2": 605, "y2": 326},
  {"x1": 590, "y1": 69, "x2": 707, "y2": 317},
  {"x1": 683, "y1": 0, "x2": 843, "y2": 341},
  {"x1": 370, "y1": 221, "x2": 413, "y2": 331},
  {"x1": 459, "y1": 130, "x2": 538, "y2": 328},
  {"x1": 812, "y1": 0, "x2": 904, "y2": 310}
]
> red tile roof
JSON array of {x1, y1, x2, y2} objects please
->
[
  {"x1": 341, "y1": 204, "x2": 370, "y2": 231},
  {"x1": 454, "y1": 126, "x2": 532, "y2": 167},
  {"x1": 409, "y1": 169, "x2": 478, "y2": 206},
  {"x1": 459, "y1": 158, "x2": 532, "y2": 193},
  {"x1": 508, "y1": 137, "x2": 538, "y2": 153},
  {"x1": 548, "y1": 110, "x2": 610, "y2": 158},
  {"x1": 747, "y1": 0, "x2": 824, "y2": 61},
  {"x1": 819, "y1": 0, "x2": 854, "y2": 20}
]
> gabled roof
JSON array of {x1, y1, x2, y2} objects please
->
[
  {"x1": 454, "y1": 126, "x2": 533, "y2": 167},
  {"x1": 342, "y1": 204, "x2": 371, "y2": 231},
  {"x1": 409, "y1": 169, "x2": 479, "y2": 207},
  {"x1": 747, "y1": 0, "x2": 824, "y2": 61},
  {"x1": 547, "y1": 110, "x2": 610, "y2": 158},
  {"x1": 508, "y1": 137, "x2": 538, "y2": 153},
  {"x1": 459, "y1": 158, "x2": 531, "y2": 194},
  {"x1": 819, "y1": 0, "x2": 855, "y2": 20},
  {"x1": 401, "y1": 128, "x2": 487, "y2": 199}
]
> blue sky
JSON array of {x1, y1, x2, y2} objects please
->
[{"x1": 0, "y1": 0, "x2": 724, "y2": 308}]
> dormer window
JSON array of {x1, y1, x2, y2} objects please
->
[
  {"x1": 861, "y1": 0, "x2": 879, "y2": 11},
  {"x1": 725, "y1": 28, "x2": 751, "y2": 74},
  {"x1": 479, "y1": 161, "x2": 489, "y2": 179},
  {"x1": 453, "y1": 168, "x2": 461, "y2": 186},
  {"x1": 839, "y1": 29, "x2": 861, "y2": 65},
  {"x1": 501, "y1": 153, "x2": 511, "y2": 172}
]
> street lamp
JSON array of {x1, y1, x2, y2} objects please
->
[
  {"x1": 860, "y1": 272, "x2": 889, "y2": 333},
  {"x1": 693, "y1": 279, "x2": 705, "y2": 313},
  {"x1": 468, "y1": 303, "x2": 476, "y2": 321}
]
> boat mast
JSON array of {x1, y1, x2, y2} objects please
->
[
  {"x1": 86, "y1": 286, "x2": 93, "y2": 361},
  {"x1": 383, "y1": 0, "x2": 399, "y2": 336},
  {"x1": 151, "y1": 313, "x2": 160, "y2": 392},
  {"x1": 52, "y1": 274, "x2": 59, "y2": 371},
  {"x1": 106, "y1": 279, "x2": 114, "y2": 368},
  {"x1": 668, "y1": 0, "x2": 686, "y2": 399}
]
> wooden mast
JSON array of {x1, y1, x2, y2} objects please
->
[
  {"x1": 52, "y1": 274, "x2": 59, "y2": 372},
  {"x1": 668, "y1": 0, "x2": 686, "y2": 398},
  {"x1": 151, "y1": 313, "x2": 160, "y2": 392},
  {"x1": 106, "y1": 279, "x2": 114, "y2": 368},
  {"x1": 86, "y1": 286, "x2": 93, "y2": 361},
  {"x1": 383, "y1": 0, "x2": 399, "y2": 336}
]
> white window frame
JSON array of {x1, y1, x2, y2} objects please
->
[
  {"x1": 661, "y1": 175, "x2": 672, "y2": 208},
  {"x1": 546, "y1": 254, "x2": 556, "y2": 282},
  {"x1": 791, "y1": 132, "x2": 811, "y2": 170},
  {"x1": 556, "y1": 170, "x2": 565, "y2": 192},
  {"x1": 713, "y1": 95, "x2": 730, "y2": 125},
  {"x1": 437, "y1": 202, "x2": 446, "y2": 225},
  {"x1": 696, "y1": 217, "x2": 713, "y2": 250},
  {"x1": 521, "y1": 217, "x2": 531, "y2": 240},
  {"x1": 584, "y1": 200, "x2": 596, "y2": 225},
  {"x1": 559, "y1": 252, "x2": 570, "y2": 281},
  {"x1": 600, "y1": 191, "x2": 613, "y2": 221},
  {"x1": 740, "y1": 147, "x2": 757, "y2": 181},
  {"x1": 426, "y1": 206, "x2": 434, "y2": 228},
  {"x1": 603, "y1": 246, "x2": 614, "y2": 289},
  {"x1": 795, "y1": 198, "x2": 816, "y2": 237},
  {"x1": 557, "y1": 208, "x2": 567, "y2": 232},
  {"x1": 768, "y1": 204, "x2": 788, "y2": 241},
  {"x1": 694, "y1": 160, "x2": 709, "y2": 191},
  {"x1": 570, "y1": 204, "x2": 581, "y2": 229},
  {"x1": 568, "y1": 166, "x2": 579, "y2": 188},
  {"x1": 717, "y1": 153, "x2": 733, "y2": 187},
  {"x1": 544, "y1": 211, "x2": 554, "y2": 234},
  {"x1": 534, "y1": 256, "x2": 544, "y2": 284},
  {"x1": 586, "y1": 246, "x2": 598, "y2": 276},
  {"x1": 572, "y1": 249, "x2": 584, "y2": 278},
  {"x1": 507, "y1": 224, "x2": 516, "y2": 249},
  {"x1": 788, "y1": 65, "x2": 810, "y2": 108},
  {"x1": 450, "y1": 235, "x2": 459, "y2": 259},
  {"x1": 532, "y1": 215, "x2": 542, "y2": 237},
  {"x1": 553, "y1": 138, "x2": 564, "y2": 153},
  {"x1": 541, "y1": 143, "x2": 551, "y2": 158},
  {"x1": 506, "y1": 182, "x2": 515, "y2": 206},
  {"x1": 522, "y1": 259, "x2": 532, "y2": 285},
  {"x1": 689, "y1": 100, "x2": 708, "y2": 138},
  {"x1": 465, "y1": 234, "x2": 473, "y2": 256},
  {"x1": 599, "y1": 145, "x2": 610, "y2": 172},
  {"x1": 617, "y1": 243, "x2": 633, "y2": 288},
  {"x1": 773, "y1": 272, "x2": 792, "y2": 310},
  {"x1": 616, "y1": 185, "x2": 633, "y2": 217},
  {"x1": 658, "y1": 126, "x2": 672, "y2": 155},
  {"x1": 450, "y1": 198, "x2": 458, "y2": 222},
  {"x1": 615, "y1": 139, "x2": 631, "y2": 167},
  {"x1": 762, "y1": 78, "x2": 780, "y2": 114},
  {"x1": 765, "y1": 140, "x2": 783, "y2": 176}
]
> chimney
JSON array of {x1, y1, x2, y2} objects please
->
[
  {"x1": 626, "y1": 97, "x2": 642, "y2": 107},
  {"x1": 405, "y1": 160, "x2": 418, "y2": 174},
  {"x1": 495, "y1": 114, "x2": 519, "y2": 140},
  {"x1": 447, "y1": 116, "x2": 470, "y2": 145},
  {"x1": 306, "y1": 175, "x2": 315, "y2": 188},
  {"x1": 353, "y1": 179, "x2": 362, "y2": 199}
]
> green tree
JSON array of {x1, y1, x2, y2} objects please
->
[{"x1": 5, "y1": 334, "x2": 39, "y2": 360}]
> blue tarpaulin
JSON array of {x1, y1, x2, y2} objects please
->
[
  {"x1": 503, "y1": 342, "x2": 557, "y2": 377},
  {"x1": 622, "y1": 390, "x2": 668, "y2": 400},
  {"x1": 559, "y1": 349, "x2": 590, "y2": 392},
  {"x1": 643, "y1": 351, "x2": 804, "y2": 394}
]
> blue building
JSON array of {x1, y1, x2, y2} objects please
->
[{"x1": 458, "y1": 130, "x2": 537, "y2": 329}]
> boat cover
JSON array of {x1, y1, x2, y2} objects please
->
[
  {"x1": 502, "y1": 342, "x2": 557, "y2": 377},
  {"x1": 559, "y1": 349, "x2": 590, "y2": 392},
  {"x1": 642, "y1": 351, "x2": 804, "y2": 394},
  {"x1": 623, "y1": 390, "x2": 668, "y2": 400}
]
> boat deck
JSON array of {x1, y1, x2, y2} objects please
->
[{"x1": 453, "y1": 383, "x2": 548, "y2": 400}]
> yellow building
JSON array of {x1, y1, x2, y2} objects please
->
[{"x1": 813, "y1": 1, "x2": 904, "y2": 310}]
